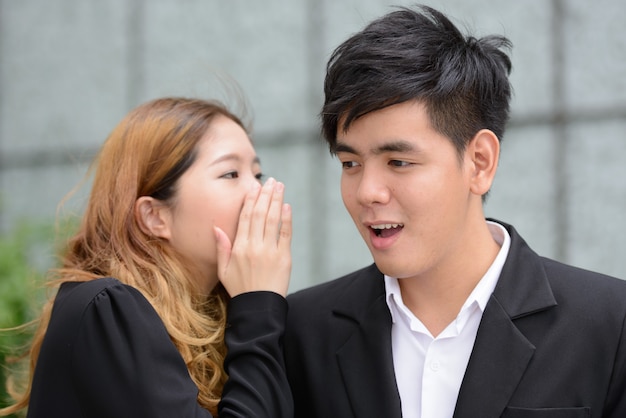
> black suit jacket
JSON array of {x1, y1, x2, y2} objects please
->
[{"x1": 285, "y1": 221, "x2": 626, "y2": 417}]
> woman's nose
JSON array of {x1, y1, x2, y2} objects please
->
[{"x1": 244, "y1": 173, "x2": 264, "y2": 193}]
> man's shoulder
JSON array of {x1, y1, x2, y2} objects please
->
[
  {"x1": 285, "y1": 264, "x2": 385, "y2": 338},
  {"x1": 541, "y1": 256, "x2": 626, "y2": 300},
  {"x1": 494, "y1": 218, "x2": 626, "y2": 297},
  {"x1": 287, "y1": 263, "x2": 382, "y2": 308}
]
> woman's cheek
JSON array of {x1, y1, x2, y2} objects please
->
[{"x1": 221, "y1": 206, "x2": 243, "y2": 243}]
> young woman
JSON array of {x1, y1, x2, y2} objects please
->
[{"x1": 0, "y1": 97, "x2": 293, "y2": 417}]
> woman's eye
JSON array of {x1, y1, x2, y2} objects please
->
[
  {"x1": 221, "y1": 171, "x2": 239, "y2": 179},
  {"x1": 255, "y1": 172, "x2": 265, "y2": 182}
]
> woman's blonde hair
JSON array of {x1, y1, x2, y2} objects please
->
[{"x1": 2, "y1": 97, "x2": 249, "y2": 416}]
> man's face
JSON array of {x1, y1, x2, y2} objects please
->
[{"x1": 336, "y1": 101, "x2": 478, "y2": 281}]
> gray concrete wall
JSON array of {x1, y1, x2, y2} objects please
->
[{"x1": 1, "y1": 0, "x2": 625, "y2": 292}]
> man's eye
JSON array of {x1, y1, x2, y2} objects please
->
[
  {"x1": 389, "y1": 160, "x2": 410, "y2": 167},
  {"x1": 221, "y1": 171, "x2": 239, "y2": 179},
  {"x1": 341, "y1": 161, "x2": 359, "y2": 169}
]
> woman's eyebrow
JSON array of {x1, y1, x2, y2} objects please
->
[{"x1": 210, "y1": 154, "x2": 261, "y2": 165}]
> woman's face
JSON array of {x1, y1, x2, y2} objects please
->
[{"x1": 164, "y1": 115, "x2": 262, "y2": 293}]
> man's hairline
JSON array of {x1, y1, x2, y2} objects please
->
[{"x1": 329, "y1": 99, "x2": 468, "y2": 160}]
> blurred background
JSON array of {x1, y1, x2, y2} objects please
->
[{"x1": 1, "y1": 0, "x2": 625, "y2": 297}]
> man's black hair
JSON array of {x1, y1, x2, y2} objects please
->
[{"x1": 321, "y1": 5, "x2": 513, "y2": 157}]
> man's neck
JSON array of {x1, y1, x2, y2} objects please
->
[{"x1": 397, "y1": 221, "x2": 501, "y2": 337}]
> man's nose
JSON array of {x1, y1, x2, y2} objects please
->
[{"x1": 356, "y1": 167, "x2": 390, "y2": 206}]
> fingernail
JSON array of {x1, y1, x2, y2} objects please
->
[{"x1": 265, "y1": 177, "x2": 276, "y2": 186}]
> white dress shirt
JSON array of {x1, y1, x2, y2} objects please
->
[{"x1": 385, "y1": 221, "x2": 510, "y2": 418}]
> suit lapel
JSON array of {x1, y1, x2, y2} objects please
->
[
  {"x1": 333, "y1": 266, "x2": 403, "y2": 418},
  {"x1": 454, "y1": 220, "x2": 558, "y2": 418},
  {"x1": 453, "y1": 295, "x2": 535, "y2": 418}
]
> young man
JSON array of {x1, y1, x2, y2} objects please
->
[{"x1": 284, "y1": 5, "x2": 626, "y2": 418}]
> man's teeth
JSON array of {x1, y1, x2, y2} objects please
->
[{"x1": 371, "y1": 224, "x2": 402, "y2": 229}]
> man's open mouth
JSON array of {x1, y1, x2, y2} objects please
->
[{"x1": 371, "y1": 224, "x2": 404, "y2": 238}]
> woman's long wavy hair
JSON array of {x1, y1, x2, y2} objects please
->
[{"x1": 1, "y1": 97, "x2": 249, "y2": 416}]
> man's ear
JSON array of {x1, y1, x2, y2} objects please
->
[
  {"x1": 135, "y1": 196, "x2": 172, "y2": 240},
  {"x1": 467, "y1": 129, "x2": 500, "y2": 196}
]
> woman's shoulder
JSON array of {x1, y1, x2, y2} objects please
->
[
  {"x1": 52, "y1": 277, "x2": 157, "y2": 328},
  {"x1": 43, "y1": 277, "x2": 170, "y2": 362},
  {"x1": 57, "y1": 277, "x2": 135, "y2": 305},
  {"x1": 57, "y1": 277, "x2": 122, "y2": 301}
]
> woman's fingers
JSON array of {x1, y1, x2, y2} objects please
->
[
  {"x1": 240, "y1": 177, "x2": 285, "y2": 244},
  {"x1": 273, "y1": 203, "x2": 292, "y2": 296},
  {"x1": 248, "y1": 177, "x2": 277, "y2": 241},
  {"x1": 233, "y1": 181, "x2": 262, "y2": 245},
  {"x1": 214, "y1": 226, "x2": 232, "y2": 280},
  {"x1": 263, "y1": 180, "x2": 285, "y2": 243},
  {"x1": 218, "y1": 177, "x2": 291, "y2": 297},
  {"x1": 278, "y1": 203, "x2": 292, "y2": 249}
]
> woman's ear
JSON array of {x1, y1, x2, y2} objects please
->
[
  {"x1": 467, "y1": 129, "x2": 500, "y2": 196},
  {"x1": 135, "y1": 196, "x2": 172, "y2": 240}
]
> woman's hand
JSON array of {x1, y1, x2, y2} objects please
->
[{"x1": 215, "y1": 178, "x2": 292, "y2": 297}]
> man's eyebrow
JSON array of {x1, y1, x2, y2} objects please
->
[
  {"x1": 374, "y1": 140, "x2": 416, "y2": 154},
  {"x1": 334, "y1": 142, "x2": 357, "y2": 154},
  {"x1": 334, "y1": 140, "x2": 417, "y2": 155}
]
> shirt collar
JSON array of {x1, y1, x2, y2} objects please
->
[{"x1": 385, "y1": 220, "x2": 511, "y2": 326}]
